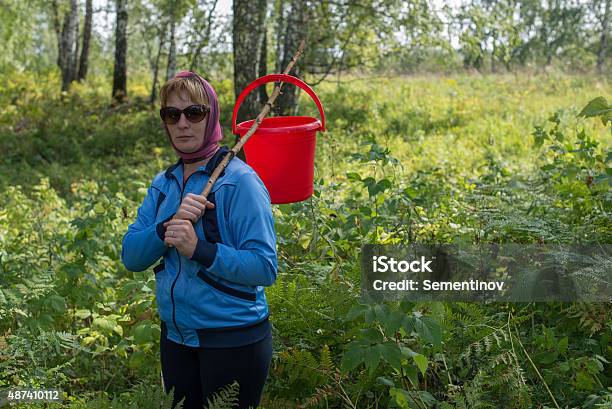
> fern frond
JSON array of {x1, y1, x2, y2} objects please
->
[
  {"x1": 319, "y1": 344, "x2": 333, "y2": 373},
  {"x1": 298, "y1": 384, "x2": 334, "y2": 409},
  {"x1": 205, "y1": 381, "x2": 240, "y2": 409}
]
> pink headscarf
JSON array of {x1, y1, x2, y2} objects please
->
[{"x1": 164, "y1": 71, "x2": 223, "y2": 163}]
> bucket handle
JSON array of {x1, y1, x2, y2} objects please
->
[{"x1": 232, "y1": 74, "x2": 326, "y2": 134}]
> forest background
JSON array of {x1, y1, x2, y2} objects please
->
[{"x1": 0, "y1": 0, "x2": 610, "y2": 408}]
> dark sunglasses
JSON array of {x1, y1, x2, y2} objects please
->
[{"x1": 160, "y1": 104, "x2": 210, "y2": 125}]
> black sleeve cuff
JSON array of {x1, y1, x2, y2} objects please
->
[
  {"x1": 156, "y1": 214, "x2": 175, "y2": 241},
  {"x1": 190, "y1": 238, "x2": 217, "y2": 268}
]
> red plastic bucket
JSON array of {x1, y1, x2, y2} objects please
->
[{"x1": 232, "y1": 74, "x2": 326, "y2": 204}]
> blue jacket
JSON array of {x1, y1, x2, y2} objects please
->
[{"x1": 121, "y1": 146, "x2": 277, "y2": 348}]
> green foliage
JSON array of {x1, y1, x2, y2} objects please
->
[
  {"x1": 101, "y1": 382, "x2": 178, "y2": 409},
  {"x1": 0, "y1": 73, "x2": 610, "y2": 408},
  {"x1": 578, "y1": 96, "x2": 612, "y2": 127},
  {"x1": 274, "y1": 345, "x2": 335, "y2": 398}
]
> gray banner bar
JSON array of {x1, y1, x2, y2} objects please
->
[{"x1": 361, "y1": 244, "x2": 611, "y2": 302}]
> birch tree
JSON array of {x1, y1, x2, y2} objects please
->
[{"x1": 112, "y1": 0, "x2": 128, "y2": 103}]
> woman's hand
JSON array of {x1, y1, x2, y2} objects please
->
[
  {"x1": 174, "y1": 193, "x2": 215, "y2": 222},
  {"x1": 164, "y1": 219, "x2": 199, "y2": 258}
]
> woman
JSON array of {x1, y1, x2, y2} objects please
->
[{"x1": 121, "y1": 71, "x2": 277, "y2": 409}]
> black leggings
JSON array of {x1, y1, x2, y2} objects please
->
[{"x1": 160, "y1": 325, "x2": 273, "y2": 409}]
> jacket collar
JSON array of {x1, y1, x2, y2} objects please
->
[{"x1": 164, "y1": 145, "x2": 230, "y2": 181}]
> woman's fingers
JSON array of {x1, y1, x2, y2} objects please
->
[
  {"x1": 164, "y1": 219, "x2": 197, "y2": 256},
  {"x1": 164, "y1": 219, "x2": 191, "y2": 228},
  {"x1": 183, "y1": 204, "x2": 204, "y2": 216},
  {"x1": 185, "y1": 193, "x2": 215, "y2": 209},
  {"x1": 175, "y1": 209, "x2": 198, "y2": 222},
  {"x1": 164, "y1": 219, "x2": 195, "y2": 234},
  {"x1": 176, "y1": 205, "x2": 201, "y2": 221},
  {"x1": 165, "y1": 218, "x2": 187, "y2": 226},
  {"x1": 165, "y1": 225, "x2": 187, "y2": 242},
  {"x1": 183, "y1": 197, "x2": 206, "y2": 212},
  {"x1": 176, "y1": 205, "x2": 211, "y2": 222},
  {"x1": 171, "y1": 195, "x2": 215, "y2": 223}
]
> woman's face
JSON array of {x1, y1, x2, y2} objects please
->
[{"x1": 165, "y1": 91, "x2": 208, "y2": 153}]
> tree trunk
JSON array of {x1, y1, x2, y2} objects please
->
[
  {"x1": 233, "y1": 0, "x2": 267, "y2": 120},
  {"x1": 276, "y1": 0, "x2": 308, "y2": 116},
  {"x1": 597, "y1": 0, "x2": 610, "y2": 74},
  {"x1": 233, "y1": 0, "x2": 268, "y2": 162},
  {"x1": 59, "y1": 0, "x2": 79, "y2": 92},
  {"x1": 112, "y1": 0, "x2": 128, "y2": 103},
  {"x1": 78, "y1": 0, "x2": 93, "y2": 81},
  {"x1": 275, "y1": 0, "x2": 284, "y2": 74},
  {"x1": 51, "y1": 0, "x2": 62, "y2": 67},
  {"x1": 73, "y1": 10, "x2": 80, "y2": 81},
  {"x1": 150, "y1": 24, "x2": 167, "y2": 104},
  {"x1": 166, "y1": 18, "x2": 177, "y2": 81},
  {"x1": 258, "y1": 27, "x2": 268, "y2": 103}
]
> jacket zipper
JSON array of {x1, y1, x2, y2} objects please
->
[
  {"x1": 169, "y1": 172, "x2": 198, "y2": 345},
  {"x1": 170, "y1": 249, "x2": 183, "y2": 343}
]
